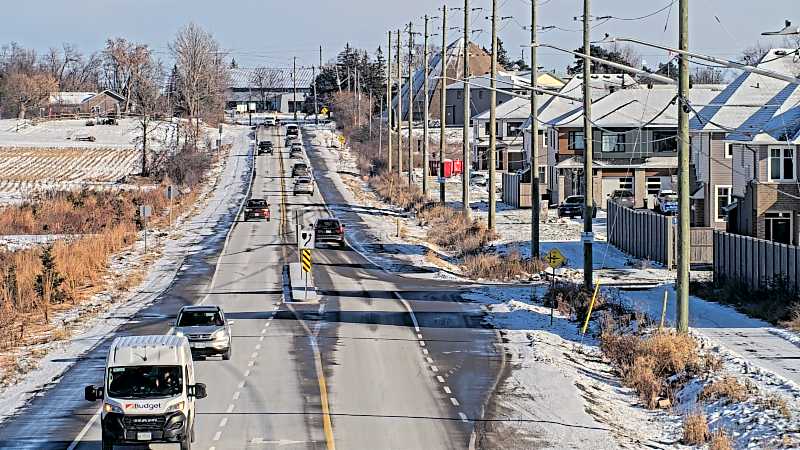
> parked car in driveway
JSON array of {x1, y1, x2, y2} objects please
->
[
  {"x1": 654, "y1": 189, "x2": 678, "y2": 215},
  {"x1": 470, "y1": 172, "x2": 488, "y2": 187},
  {"x1": 244, "y1": 198, "x2": 270, "y2": 221},
  {"x1": 609, "y1": 189, "x2": 635, "y2": 208},
  {"x1": 174, "y1": 305, "x2": 232, "y2": 360},
  {"x1": 558, "y1": 195, "x2": 597, "y2": 218},
  {"x1": 314, "y1": 217, "x2": 346, "y2": 248}
]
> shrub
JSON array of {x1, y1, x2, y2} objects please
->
[
  {"x1": 544, "y1": 282, "x2": 604, "y2": 321},
  {"x1": 682, "y1": 411, "x2": 710, "y2": 445},
  {"x1": 699, "y1": 376, "x2": 753, "y2": 404},
  {"x1": 462, "y1": 249, "x2": 545, "y2": 281},
  {"x1": 709, "y1": 428, "x2": 733, "y2": 450}
]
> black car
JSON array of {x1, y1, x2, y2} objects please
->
[
  {"x1": 244, "y1": 198, "x2": 271, "y2": 221},
  {"x1": 558, "y1": 195, "x2": 597, "y2": 218},
  {"x1": 314, "y1": 218, "x2": 345, "y2": 248},
  {"x1": 292, "y1": 162, "x2": 310, "y2": 177},
  {"x1": 258, "y1": 141, "x2": 273, "y2": 155}
]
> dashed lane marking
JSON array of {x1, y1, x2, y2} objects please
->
[
  {"x1": 443, "y1": 386, "x2": 452, "y2": 394},
  {"x1": 436, "y1": 376, "x2": 445, "y2": 383},
  {"x1": 232, "y1": 391, "x2": 240, "y2": 401},
  {"x1": 426, "y1": 357, "x2": 434, "y2": 364},
  {"x1": 213, "y1": 431, "x2": 222, "y2": 441},
  {"x1": 459, "y1": 412, "x2": 469, "y2": 423},
  {"x1": 430, "y1": 365, "x2": 439, "y2": 373},
  {"x1": 450, "y1": 397, "x2": 460, "y2": 407},
  {"x1": 244, "y1": 370, "x2": 251, "y2": 377},
  {"x1": 238, "y1": 380, "x2": 246, "y2": 389},
  {"x1": 218, "y1": 418, "x2": 228, "y2": 428},
  {"x1": 226, "y1": 404, "x2": 235, "y2": 413}
]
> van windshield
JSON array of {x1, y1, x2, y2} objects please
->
[
  {"x1": 108, "y1": 366, "x2": 183, "y2": 399},
  {"x1": 178, "y1": 311, "x2": 224, "y2": 327}
]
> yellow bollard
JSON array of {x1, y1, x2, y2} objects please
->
[{"x1": 581, "y1": 282, "x2": 602, "y2": 335}]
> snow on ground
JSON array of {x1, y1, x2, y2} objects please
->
[
  {"x1": 0, "y1": 125, "x2": 252, "y2": 422},
  {"x1": 0, "y1": 234, "x2": 83, "y2": 252}
]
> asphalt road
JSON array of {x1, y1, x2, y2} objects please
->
[{"x1": 0, "y1": 125, "x2": 503, "y2": 450}]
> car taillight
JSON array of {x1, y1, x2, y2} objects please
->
[
  {"x1": 263, "y1": 209, "x2": 269, "y2": 215},
  {"x1": 339, "y1": 226, "x2": 344, "y2": 234}
]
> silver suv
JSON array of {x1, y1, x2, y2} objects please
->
[{"x1": 175, "y1": 305, "x2": 232, "y2": 360}]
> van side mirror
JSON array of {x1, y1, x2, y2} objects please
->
[
  {"x1": 189, "y1": 383, "x2": 208, "y2": 399},
  {"x1": 84, "y1": 385, "x2": 103, "y2": 402}
]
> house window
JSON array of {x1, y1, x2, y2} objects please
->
[
  {"x1": 568, "y1": 131, "x2": 585, "y2": 150},
  {"x1": 724, "y1": 142, "x2": 733, "y2": 159},
  {"x1": 542, "y1": 130, "x2": 548, "y2": 148},
  {"x1": 602, "y1": 132, "x2": 626, "y2": 152},
  {"x1": 769, "y1": 147, "x2": 795, "y2": 181},
  {"x1": 537, "y1": 166, "x2": 547, "y2": 184},
  {"x1": 765, "y1": 212, "x2": 792, "y2": 244},
  {"x1": 652, "y1": 130, "x2": 677, "y2": 152},
  {"x1": 484, "y1": 122, "x2": 499, "y2": 136},
  {"x1": 646, "y1": 177, "x2": 662, "y2": 195},
  {"x1": 507, "y1": 122, "x2": 523, "y2": 137},
  {"x1": 715, "y1": 185, "x2": 731, "y2": 221},
  {"x1": 619, "y1": 177, "x2": 633, "y2": 190}
]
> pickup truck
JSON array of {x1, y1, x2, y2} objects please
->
[{"x1": 244, "y1": 198, "x2": 271, "y2": 221}]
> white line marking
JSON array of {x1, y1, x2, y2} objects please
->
[
  {"x1": 255, "y1": 344, "x2": 262, "y2": 350},
  {"x1": 213, "y1": 431, "x2": 222, "y2": 441},
  {"x1": 431, "y1": 365, "x2": 439, "y2": 373},
  {"x1": 233, "y1": 391, "x2": 240, "y2": 401},
  {"x1": 459, "y1": 412, "x2": 469, "y2": 422},
  {"x1": 450, "y1": 397, "x2": 460, "y2": 406},
  {"x1": 426, "y1": 357, "x2": 434, "y2": 364},
  {"x1": 422, "y1": 348, "x2": 429, "y2": 355},
  {"x1": 219, "y1": 417, "x2": 228, "y2": 428},
  {"x1": 419, "y1": 341, "x2": 426, "y2": 347},
  {"x1": 436, "y1": 376, "x2": 445, "y2": 383},
  {"x1": 244, "y1": 369, "x2": 251, "y2": 377},
  {"x1": 265, "y1": 321, "x2": 271, "y2": 327},
  {"x1": 66, "y1": 407, "x2": 101, "y2": 450},
  {"x1": 209, "y1": 446, "x2": 216, "y2": 450},
  {"x1": 238, "y1": 380, "x2": 246, "y2": 388},
  {"x1": 417, "y1": 333, "x2": 423, "y2": 339},
  {"x1": 259, "y1": 336, "x2": 265, "y2": 341},
  {"x1": 251, "y1": 352, "x2": 258, "y2": 358},
  {"x1": 443, "y1": 386, "x2": 452, "y2": 394},
  {"x1": 261, "y1": 329, "x2": 267, "y2": 334},
  {"x1": 248, "y1": 360, "x2": 254, "y2": 367},
  {"x1": 226, "y1": 404, "x2": 235, "y2": 413}
]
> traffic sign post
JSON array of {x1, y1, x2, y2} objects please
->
[
  {"x1": 543, "y1": 247, "x2": 566, "y2": 326},
  {"x1": 139, "y1": 205, "x2": 152, "y2": 253},
  {"x1": 165, "y1": 185, "x2": 177, "y2": 227},
  {"x1": 301, "y1": 249, "x2": 312, "y2": 301}
]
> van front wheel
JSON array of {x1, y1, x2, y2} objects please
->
[
  {"x1": 101, "y1": 438, "x2": 113, "y2": 450},
  {"x1": 180, "y1": 434, "x2": 192, "y2": 450}
]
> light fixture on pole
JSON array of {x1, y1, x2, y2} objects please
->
[{"x1": 762, "y1": 20, "x2": 800, "y2": 36}]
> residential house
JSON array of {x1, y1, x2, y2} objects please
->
[
  {"x1": 691, "y1": 48, "x2": 800, "y2": 240},
  {"x1": 227, "y1": 67, "x2": 314, "y2": 113},
  {"x1": 47, "y1": 90, "x2": 126, "y2": 116},
  {"x1": 444, "y1": 71, "x2": 531, "y2": 126},
  {"x1": 552, "y1": 85, "x2": 722, "y2": 209}
]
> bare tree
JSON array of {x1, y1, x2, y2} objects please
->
[
  {"x1": 249, "y1": 67, "x2": 281, "y2": 110},
  {"x1": 40, "y1": 44, "x2": 102, "y2": 91},
  {"x1": 692, "y1": 67, "x2": 725, "y2": 84},
  {"x1": 170, "y1": 23, "x2": 229, "y2": 125},
  {"x1": 130, "y1": 51, "x2": 166, "y2": 177},
  {"x1": 3, "y1": 72, "x2": 58, "y2": 119},
  {"x1": 741, "y1": 42, "x2": 770, "y2": 65},
  {"x1": 103, "y1": 38, "x2": 150, "y2": 112}
]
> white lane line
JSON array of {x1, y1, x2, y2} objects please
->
[
  {"x1": 66, "y1": 407, "x2": 101, "y2": 450},
  {"x1": 417, "y1": 333, "x2": 423, "y2": 339},
  {"x1": 251, "y1": 352, "x2": 259, "y2": 358},
  {"x1": 259, "y1": 336, "x2": 265, "y2": 342},
  {"x1": 218, "y1": 417, "x2": 228, "y2": 428},
  {"x1": 238, "y1": 380, "x2": 246, "y2": 389},
  {"x1": 436, "y1": 376, "x2": 445, "y2": 383},
  {"x1": 255, "y1": 344, "x2": 262, "y2": 350},
  {"x1": 261, "y1": 329, "x2": 267, "y2": 334},
  {"x1": 426, "y1": 357, "x2": 434, "y2": 364},
  {"x1": 233, "y1": 391, "x2": 241, "y2": 401},
  {"x1": 213, "y1": 431, "x2": 222, "y2": 441},
  {"x1": 244, "y1": 369, "x2": 251, "y2": 377},
  {"x1": 450, "y1": 397, "x2": 460, "y2": 407},
  {"x1": 459, "y1": 412, "x2": 469, "y2": 422},
  {"x1": 443, "y1": 386, "x2": 452, "y2": 394},
  {"x1": 265, "y1": 321, "x2": 272, "y2": 327},
  {"x1": 422, "y1": 348, "x2": 429, "y2": 355},
  {"x1": 430, "y1": 365, "x2": 439, "y2": 373},
  {"x1": 226, "y1": 404, "x2": 235, "y2": 413},
  {"x1": 247, "y1": 361, "x2": 254, "y2": 367},
  {"x1": 419, "y1": 341, "x2": 426, "y2": 347},
  {"x1": 209, "y1": 446, "x2": 216, "y2": 450}
]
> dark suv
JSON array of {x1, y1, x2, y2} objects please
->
[
  {"x1": 258, "y1": 141, "x2": 273, "y2": 155},
  {"x1": 558, "y1": 195, "x2": 597, "y2": 218},
  {"x1": 292, "y1": 162, "x2": 310, "y2": 177},
  {"x1": 244, "y1": 198, "x2": 270, "y2": 221},
  {"x1": 314, "y1": 218, "x2": 346, "y2": 248}
]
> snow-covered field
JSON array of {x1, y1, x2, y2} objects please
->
[{"x1": 0, "y1": 118, "x2": 147, "y2": 149}]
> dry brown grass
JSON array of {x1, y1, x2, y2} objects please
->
[
  {"x1": 682, "y1": 411, "x2": 710, "y2": 445},
  {"x1": 700, "y1": 376, "x2": 754, "y2": 404},
  {"x1": 369, "y1": 173, "x2": 426, "y2": 212},
  {"x1": 418, "y1": 205, "x2": 498, "y2": 256},
  {"x1": 758, "y1": 393, "x2": 793, "y2": 419},
  {"x1": 462, "y1": 249, "x2": 545, "y2": 281},
  {"x1": 709, "y1": 428, "x2": 733, "y2": 450},
  {"x1": 601, "y1": 329, "x2": 702, "y2": 409},
  {"x1": 782, "y1": 304, "x2": 800, "y2": 332}
]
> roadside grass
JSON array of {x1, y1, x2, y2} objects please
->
[
  {"x1": 699, "y1": 376, "x2": 754, "y2": 404},
  {"x1": 682, "y1": 411, "x2": 710, "y2": 445},
  {"x1": 709, "y1": 428, "x2": 733, "y2": 450},
  {"x1": 691, "y1": 276, "x2": 800, "y2": 328},
  {"x1": 462, "y1": 249, "x2": 545, "y2": 281},
  {"x1": 369, "y1": 172, "x2": 426, "y2": 212}
]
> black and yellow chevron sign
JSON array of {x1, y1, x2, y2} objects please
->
[{"x1": 301, "y1": 249, "x2": 312, "y2": 273}]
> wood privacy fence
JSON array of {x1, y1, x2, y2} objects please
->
[
  {"x1": 607, "y1": 201, "x2": 713, "y2": 268},
  {"x1": 714, "y1": 231, "x2": 800, "y2": 291}
]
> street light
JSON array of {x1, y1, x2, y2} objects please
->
[
  {"x1": 762, "y1": 20, "x2": 800, "y2": 36},
  {"x1": 433, "y1": 75, "x2": 582, "y2": 101},
  {"x1": 528, "y1": 42, "x2": 677, "y2": 85},
  {"x1": 609, "y1": 35, "x2": 800, "y2": 85}
]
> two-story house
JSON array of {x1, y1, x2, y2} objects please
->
[
  {"x1": 551, "y1": 85, "x2": 721, "y2": 209},
  {"x1": 444, "y1": 71, "x2": 531, "y2": 126},
  {"x1": 690, "y1": 48, "x2": 800, "y2": 239}
]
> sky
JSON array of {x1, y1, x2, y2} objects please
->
[{"x1": 1, "y1": 0, "x2": 797, "y2": 72}]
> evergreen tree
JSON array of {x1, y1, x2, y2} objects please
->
[
  {"x1": 497, "y1": 38, "x2": 511, "y2": 69},
  {"x1": 567, "y1": 45, "x2": 638, "y2": 75},
  {"x1": 229, "y1": 57, "x2": 238, "y2": 69},
  {"x1": 35, "y1": 246, "x2": 66, "y2": 321}
]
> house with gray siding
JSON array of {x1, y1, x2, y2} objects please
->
[{"x1": 444, "y1": 71, "x2": 531, "y2": 126}]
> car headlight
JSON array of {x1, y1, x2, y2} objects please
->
[
  {"x1": 103, "y1": 402, "x2": 123, "y2": 414},
  {"x1": 212, "y1": 329, "x2": 228, "y2": 340},
  {"x1": 175, "y1": 331, "x2": 184, "y2": 337},
  {"x1": 166, "y1": 401, "x2": 185, "y2": 413}
]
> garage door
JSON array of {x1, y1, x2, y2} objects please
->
[{"x1": 601, "y1": 177, "x2": 634, "y2": 208}]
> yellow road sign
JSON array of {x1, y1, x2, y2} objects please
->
[
  {"x1": 301, "y1": 249, "x2": 313, "y2": 273},
  {"x1": 544, "y1": 248, "x2": 566, "y2": 269},
  {"x1": 321, "y1": 106, "x2": 329, "y2": 115},
  {"x1": 337, "y1": 135, "x2": 345, "y2": 145}
]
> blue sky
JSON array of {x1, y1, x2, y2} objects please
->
[{"x1": 1, "y1": 0, "x2": 797, "y2": 71}]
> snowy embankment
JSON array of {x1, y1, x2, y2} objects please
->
[{"x1": 0, "y1": 125, "x2": 252, "y2": 423}]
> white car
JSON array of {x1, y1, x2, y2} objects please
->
[
  {"x1": 470, "y1": 173, "x2": 488, "y2": 187},
  {"x1": 293, "y1": 176, "x2": 315, "y2": 195}
]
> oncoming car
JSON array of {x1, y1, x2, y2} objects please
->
[{"x1": 174, "y1": 305, "x2": 232, "y2": 360}]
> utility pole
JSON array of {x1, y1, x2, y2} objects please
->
[
  {"x1": 387, "y1": 30, "x2": 394, "y2": 172},
  {"x1": 379, "y1": 95, "x2": 384, "y2": 164},
  {"x1": 439, "y1": 6, "x2": 448, "y2": 204},
  {"x1": 407, "y1": 22, "x2": 415, "y2": 187},
  {"x1": 293, "y1": 56, "x2": 298, "y2": 121},
  {"x1": 677, "y1": 0, "x2": 690, "y2": 332},
  {"x1": 396, "y1": 29, "x2": 403, "y2": 175},
  {"x1": 422, "y1": 14, "x2": 431, "y2": 197},
  {"x1": 582, "y1": 0, "x2": 594, "y2": 291},
  {"x1": 313, "y1": 65, "x2": 319, "y2": 124},
  {"x1": 462, "y1": 0, "x2": 472, "y2": 218},
  {"x1": 530, "y1": 0, "x2": 540, "y2": 258},
  {"x1": 488, "y1": 0, "x2": 497, "y2": 230}
]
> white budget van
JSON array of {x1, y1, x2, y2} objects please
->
[{"x1": 84, "y1": 335, "x2": 207, "y2": 450}]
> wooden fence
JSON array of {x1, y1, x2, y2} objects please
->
[
  {"x1": 607, "y1": 201, "x2": 713, "y2": 268},
  {"x1": 714, "y1": 231, "x2": 800, "y2": 291}
]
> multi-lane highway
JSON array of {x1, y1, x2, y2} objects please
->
[{"x1": 0, "y1": 125, "x2": 502, "y2": 449}]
